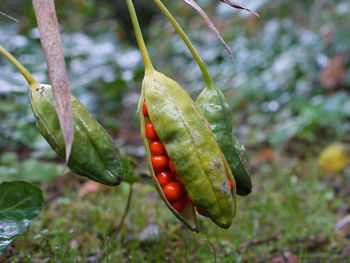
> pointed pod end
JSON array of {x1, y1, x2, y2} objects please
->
[
  {"x1": 104, "y1": 169, "x2": 124, "y2": 186},
  {"x1": 236, "y1": 186, "x2": 252, "y2": 196},
  {"x1": 214, "y1": 216, "x2": 233, "y2": 229},
  {"x1": 236, "y1": 175, "x2": 253, "y2": 196}
]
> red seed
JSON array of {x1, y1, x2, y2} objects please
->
[
  {"x1": 145, "y1": 122, "x2": 158, "y2": 141},
  {"x1": 142, "y1": 102, "x2": 149, "y2": 117},
  {"x1": 163, "y1": 181, "x2": 185, "y2": 201},
  {"x1": 171, "y1": 196, "x2": 189, "y2": 212},
  {"x1": 169, "y1": 160, "x2": 177, "y2": 175},
  {"x1": 196, "y1": 207, "x2": 207, "y2": 217},
  {"x1": 156, "y1": 171, "x2": 174, "y2": 187},
  {"x1": 151, "y1": 155, "x2": 169, "y2": 173},
  {"x1": 228, "y1": 178, "x2": 233, "y2": 192},
  {"x1": 150, "y1": 140, "x2": 166, "y2": 155}
]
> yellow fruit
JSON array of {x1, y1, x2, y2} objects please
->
[{"x1": 318, "y1": 144, "x2": 348, "y2": 173}]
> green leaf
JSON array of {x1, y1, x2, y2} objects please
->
[
  {"x1": 19, "y1": 159, "x2": 62, "y2": 182},
  {"x1": 0, "y1": 156, "x2": 62, "y2": 184},
  {"x1": 0, "y1": 181, "x2": 43, "y2": 252}
]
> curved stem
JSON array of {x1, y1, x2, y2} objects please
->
[
  {"x1": 0, "y1": 44, "x2": 37, "y2": 85},
  {"x1": 205, "y1": 235, "x2": 217, "y2": 263},
  {"x1": 195, "y1": 231, "x2": 217, "y2": 262},
  {"x1": 153, "y1": 0, "x2": 213, "y2": 86},
  {"x1": 0, "y1": 11, "x2": 19, "y2": 23},
  {"x1": 109, "y1": 184, "x2": 133, "y2": 237},
  {"x1": 125, "y1": 0, "x2": 154, "y2": 73}
]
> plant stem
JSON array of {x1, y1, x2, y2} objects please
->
[
  {"x1": 0, "y1": 44, "x2": 37, "y2": 85},
  {"x1": 153, "y1": 0, "x2": 213, "y2": 86},
  {"x1": 125, "y1": 0, "x2": 154, "y2": 73},
  {"x1": 109, "y1": 184, "x2": 133, "y2": 237}
]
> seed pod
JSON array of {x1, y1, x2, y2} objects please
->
[
  {"x1": 0, "y1": 45, "x2": 123, "y2": 186},
  {"x1": 151, "y1": 0, "x2": 252, "y2": 195},
  {"x1": 29, "y1": 83, "x2": 123, "y2": 185},
  {"x1": 139, "y1": 70, "x2": 236, "y2": 230},
  {"x1": 196, "y1": 84, "x2": 252, "y2": 195}
]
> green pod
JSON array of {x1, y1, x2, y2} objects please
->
[
  {"x1": 196, "y1": 84, "x2": 252, "y2": 195},
  {"x1": 0, "y1": 44, "x2": 123, "y2": 186},
  {"x1": 29, "y1": 83, "x2": 123, "y2": 186},
  {"x1": 139, "y1": 70, "x2": 236, "y2": 230}
]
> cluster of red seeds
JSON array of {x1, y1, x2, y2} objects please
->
[
  {"x1": 142, "y1": 102, "x2": 234, "y2": 216},
  {"x1": 143, "y1": 102, "x2": 189, "y2": 212}
]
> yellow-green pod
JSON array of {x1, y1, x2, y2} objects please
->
[{"x1": 138, "y1": 70, "x2": 236, "y2": 229}]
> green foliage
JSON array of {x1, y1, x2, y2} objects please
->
[
  {"x1": 0, "y1": 181, "x2": 43, "y2": 252},
  {"x1": 0, "y1": 153, "x2": 62, "y2": 183}
]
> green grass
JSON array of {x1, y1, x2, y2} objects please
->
[{"x1": 2, "y1": 155, "x2": 348, "y2": 263}]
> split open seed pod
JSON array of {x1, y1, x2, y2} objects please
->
[{"x1": 138, "y1": 70, "x2": 236, "y2": 230}]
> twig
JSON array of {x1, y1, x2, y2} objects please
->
[{"x1": 0, "y1": 11, "x2": 19, "y2": 23}]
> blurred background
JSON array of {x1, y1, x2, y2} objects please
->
[{"x1": 0, "y1": 0, "x2": 349, "y2": 262}]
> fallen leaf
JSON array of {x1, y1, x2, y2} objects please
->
[
  {"x1": 258, "y1": 147, "x2": 275, "y2": 162},
  {"x1": 79, "y1": 181, "x2": 101, "y2": 197},
  {"x1": 318, "y1": 53, "x2": 347, "y2": 88},
  {"x1": 318, "y1": 143, "x2": 348, "y2": 173}
]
